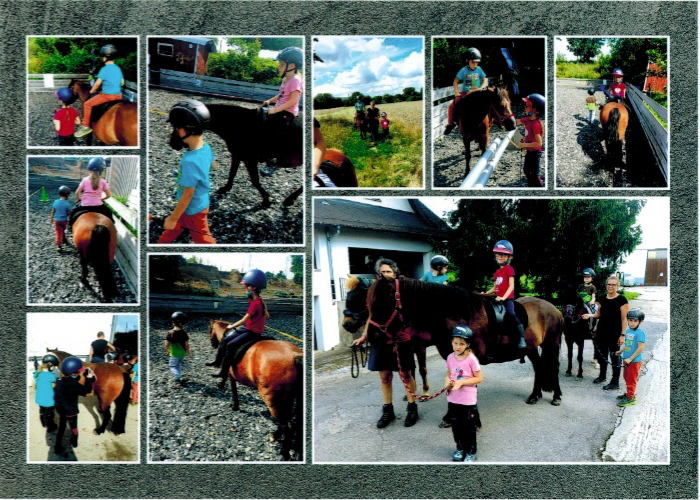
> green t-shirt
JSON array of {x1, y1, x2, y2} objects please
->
[{"x1": 166, "y1": 329, "x2": 189, "y2": 358}]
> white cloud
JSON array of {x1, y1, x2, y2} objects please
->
[{"x1": 388, "y1": 51, "x2": 424, "y2": 78}]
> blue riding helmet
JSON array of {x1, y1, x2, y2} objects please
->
[
  {"x1": 452, "y1": 325, "x2": 474, "y2": 340},
  {"x1": 430, "y1": 255, "x2": 449, "y2": 270},
  {"x1": 168, "y1": 99, "x2": 210, "y2": 136},
  {"x1": 61, "y1": 356, "x2": 83, "y2": 375},
  {"x1": 492, "y1": 240, "x2": 513, "y2": 255},
  {"x1": 612, "y1": 68, "x2": 624, "y2": 76},
  {"x1": 42, "y1": 354, "x2": 59, "y2": 367},
  {"x1": 466, "y1": 47, "x2": 481, "y2": 62},
  {"x1": 627, "y1": 308, "x2": 645, "y2": 321},
  {"x1": 241, "y1": 269, "x2": 267, "y2": 291},
  {"x1": 276, "y1": 47, "x2": 304, "y2": 70},
  {"x1": 55, "y1": 87, "x2": 75, "y2": 103},
  {"x1": 523, "y1": 94, "x2": 546, "y2": 115},
  {"x1": 582, "y1": 268, "x2": 596, "y2": 277},
  {"x1": 87, "y1": 157, "x2": 106, "y2": 171},
  {"x1": 58, "y1": 185, "x2": 71, "y2": 196},
  {"x1": 100, "y1": 44, "x2": 118, "y2": 59}
]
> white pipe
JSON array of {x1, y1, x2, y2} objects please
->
[
  {"x1": 460, "y1": 130, "x2": 516, "y2": 189},
  {"x1": 460, "y1": 139, "x2": 501, "y2": 189}
]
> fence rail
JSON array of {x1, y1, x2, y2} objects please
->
[
  {"x1": 626, "y1": 85, "x2": 668, "y2": 183},
  {"x1": 28, "y1": 74, "x2": 138, "y2": 101},
  {"x1": 149, "y1": 294, "x2": 303, "y2": 315},
  {"x1": 155, "y1": 69, "x2": 280, "y2": 102}
]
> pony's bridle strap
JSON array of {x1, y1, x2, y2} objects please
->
[
  {"x1": 490, "y1": 103, "x2": 514, "y2": 127},
  {"x1": 368, "y1": 279, "x2": 403, "y2": 332}
]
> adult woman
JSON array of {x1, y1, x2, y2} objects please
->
[
  {"x1": 353, "y1": 258, "x2": 419, "y2": 428},
  {"x1": 88, "y1": 331, "x2": 114, "y2": 362},
  {"x1": 583, "y1": 274, "x2": 629, "y2": 390},
  {"x1": 366, "y1": 101, "x2": 381, "y2": 143}
]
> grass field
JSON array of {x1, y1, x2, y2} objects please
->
[
  {"x1": 315, "y1": 101, "x2": 423, "y2": 187},
  {"x1": 555, "y1": 62, "x2": 602, "y2": 79}
]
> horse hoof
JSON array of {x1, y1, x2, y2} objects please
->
[
  {"x1": 231, "y1": 404, "x2": 240, "y2": 412},
  {"x1": 93, "y1": 428, "x2": 103, "y2": 435},
  {"x1": 551, "y1": 398, "x2": 562, "y2": 406},
  {"x1": 217, "y1": 186, "x2": 232, "y2": 195},
  {"x1": 565, "y1": 372, "x2": 572, "y2": 377},
  {"x1": 525, "y1": 397, "x2": 539, "y2": 405},
  {"x1": 577, "y1": 374, "x2": 583, "y2": 379},
  {"x1": 261, "y1": 200, "x2": 272, "y2": 209}
]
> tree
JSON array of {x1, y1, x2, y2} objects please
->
[
  {"x1": 186, "y1": 256, "x2": 200, "y2": 264},
  {"x1": 382, "y1": 93, "x2": 394, "y2": 104},
  {"x1": 291, "y1": 255, "x2": 304, "y2": 286},
  {"x1": 606, "y1": 38, "x2": 667, "y2": 85},
  {"x1": 149, "y1": 255, "x2": 186, "y2": 292},
  {"x1": 314, "y1": 93, "x2": 344, "y2": 110},
  {"x1": 567, "y1": 38, "x2": 604, "y2": 63},
  {"x1": 208, "y1": 38, "x2": 279, "y2": 84},
  {"x1": 276, "y1": 270, "x2": 287, "y2": 280}
]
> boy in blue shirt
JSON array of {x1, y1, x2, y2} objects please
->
[
  {"x1": 616, "y1": 308, "x2": 646, "y2": 406},
  {"x1": 159, "y1": 99, "x2": 217, "y2": 244},
  {"x1": 421, "y1": 255, "x2": 449, "y2": 284},
  {"x1": 444, "y1": 47, "x2": 488, "y2": 135},
  {"x1": 34, "y1": 354, "x2": 60, "y2": 433},
  {"x1": 50, "y1": 185, "x2": 72, "y2": 252}
]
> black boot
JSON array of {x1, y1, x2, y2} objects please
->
[
  {"x1": 517, "y1": 324, "x2": 526, "y2": 349},
  {"x1": 45, "y1": 408, "x2": 57, "y2": 432},
  {"x1": 592, "y1": 363, "x2": 607, "y2": 384},
  {"x1": 376, "y1": 404, "x2": 396, "y2": 429},
  {"x1": 404, "y1": 402, "x2": 419, "y2": 427},
  {"x1": 603, "y1": 366, "x2": 621, "y2": 390},
  {"x1": 206, "y1": 348, "x2": 224, "y2": 367},
  {"x1": 70, "y1": 434, "x2": 78, "y2": 448}
]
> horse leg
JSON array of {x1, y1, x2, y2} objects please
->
[
  {"x1": 79, "y1": 256, "x2": 91, "y2": 289},
  {"x1": 282, "y1": 186, "x2": 303, "y2": 207},
  {"x1": 217, "y1": 157, "x2": 241, "y2": 194},
  {"x1": 525, "y1": 349, "x2": 543, "y2": 404},
  {"x1": 576, "y1": 337, "x2": 584, "y2": 378},
  {"x1": 415, "y1": 347, "x2": 430, "y2": 396},
  {"x1": 93, "y1": 395, "x2": 111, "y2": 435},
  {"x1": 565, "y1": 334, "x2": 573, "y2": 377},
  {"x1": 110, "y1": 372, "x2": 131, "y2": 434},
  {"x1": 229, "y1": 375, "x2": 239, "y2": 411},
  {"x1": 244, "y1": 160, "x2": 272, "y2": 208}
]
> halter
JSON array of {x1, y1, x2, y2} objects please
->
[
  {"x1": 489, "y1": 100, "x2": 515, "y2": 128},
  {"x1": 367, "y1": 278, "x2": 403, "y2": 333}
]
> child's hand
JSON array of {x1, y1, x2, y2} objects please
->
[
  {"x1": 495, "y1": 296, "x2": 504, "y2": 302},
  {"x1": 164, "y1": 215, "x2": 178, "y2": 230},
  {"x1": 582, "y1": 314, "x2": 590, "y2": 320}
]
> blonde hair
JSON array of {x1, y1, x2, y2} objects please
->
[{"x1": 89, "y1": 170, "x2": 101, "y2": 191}]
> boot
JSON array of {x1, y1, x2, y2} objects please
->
[
  {"x1": 603, "y1": 366, "x2": 620, "y2": 390},
  {"x1": 39, "y1": 413, "x2": 47, "y2": 428},
  {"x1": 517, "y1": 325, "x2": 526, "y2": 349},
  {"x1": 206, "y1": 348, "x2": 224, "y2": 367},
  {"x1": 404, "y1": 402, "x2": 419, "y2": 427},
  {"x1": 70, "y1": 434, "x2": 78, "y2": 448},
  {"x1": 592, "y1": 363, "x2": 607, "y2": 384},
  {"x1": 376, "y1": 404, "x2": 396, "y2": 429}
]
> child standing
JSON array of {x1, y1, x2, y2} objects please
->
[
  {"x1": 159, "y1": 99, "x2": 217, "y2": 244},
  {"x1": 54, "y1": 357, "x2": 95, "y2": 454},
  {"x1": 53, "y1": 87, "x2": 80, "y2": 146},
  {"x1": 380, "y1": 111, "x2": 390, "y2": 138},
  {"x1": 444, "y1": 47, "x2": 487, "y2": 135},
  {"x1": 516, "y1": 93, "x2": 545, "y2": 188},
  {"x1": 421, "y1": 255, "x2": 449, "y2": 285},
  {"x1": 485, "y1": 240, "x2": 526, "y2": 349},
  {"x1": 51, "y1": 186, "x2": 72, "y2": 252},
  {"x1": 34, "y1": 354, "x2": 60, "y2": 433},
  {"x1": 130, "y1": 357, "x2": 139, "y2": 405},
  {"x1": 585, "y1": 88, "x2": 598, "y2": 124},
  {"x1": 75, "y1": 44, "x2": 124, "y2": 138},
  {"x1": 71, "y1": 157, "x2": 114, "y2": 225},
  {"x1": 165, "y1": 311, "x2": 191, "y2": 384},
  {"x1": 444, "y1": 325, "x2": 482, "y2": 462},
  {"x1": 616, "y1": 308, "x2": 646, "y2": 407}
]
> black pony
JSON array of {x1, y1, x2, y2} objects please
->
[{"x1": 561, "y1": 286, "x2": 595, "y2": 379}]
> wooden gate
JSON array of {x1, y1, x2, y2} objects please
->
[{"x1": 644, "y1": 249, "x2": 668, "y2": 286}]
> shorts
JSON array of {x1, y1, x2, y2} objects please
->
[{"x1": 367, "y1": 341, "x2": 416, "y2": 372}]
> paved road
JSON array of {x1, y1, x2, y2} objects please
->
[{"x1": 313, "y1": 287, "x2": 669, "y2": 463}]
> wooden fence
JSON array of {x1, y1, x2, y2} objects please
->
[
  {"x1": 104, "y1": 197, "x2": 138, "y2": 296},
  {"x1": 149, "y1": 294, "x2": 303, "y2": 316},
  {"x1": 626, "y1": 84, "x2": 668, "y2": 183},
  {"x1": 431, "y1": 81, "x2": 489, "y2": 142},
  {"x1": 28, "y1": 74, "x2": 138, "y2": 102},
  {"x1": 154, "y1": 69, "x2": 280, "y2": 102}
]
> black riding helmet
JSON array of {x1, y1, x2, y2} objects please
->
[
  {"x1": 587, "y1": 88, "x2": 595, "y2": 96},
  {"x1": 100, "y1": 44, "x2": 118, "y2": 60},
  {"x1": 582, "y1": 268, "x2": 596, "y2": 278},
  {"x1": 168, "y1": 99, "x2": 211, "y2": 136},
  {"x1": 42, "y1": 354, "x2": 59, "y2": 367},
  {"x1": 105, "y1": 352, "x2": 119, "y2": 361},
  {"x1": 58, "y1": 185, "x2": 71, "y2": 196},
  {"x1": 275, "y1": 46, "x2": 304, "y2": 73},
  {"x1": 430, "y1": 255, "x2": 449, "y2": 270},
  {"x1": 466, "y1": 47, "x2": 481, "y2": 62},
  {"x1": 626, "y1": 308, "x2": 645, "y2": 322},
  {"x1": 452, "y1": 325, "x2": 474, "y2": 341},
  {"x1": 171, "y1": 311, "x2": 189, "y2": 325},
  {"x1": 122, "y1": 353, "x2": 133, "y2": 362}
]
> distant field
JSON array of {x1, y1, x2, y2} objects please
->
[{"x1": 316, "y1": 101, "x2": 424, "y2": 131}]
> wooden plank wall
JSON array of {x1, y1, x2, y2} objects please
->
[
  {"x1": 150, "y1": 294, "x2": 303, "y2": 315},
  {"x1": 626, "y1": 85, "x2": 668, "y2": 183}
]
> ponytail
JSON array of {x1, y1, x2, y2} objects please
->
[{"x1": 89, "y1": 170, "x2": 101, "y2": 191}]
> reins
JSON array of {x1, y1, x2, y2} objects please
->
[{"x1": 350, "y1": 344, "x2": 367, "y2": 378}]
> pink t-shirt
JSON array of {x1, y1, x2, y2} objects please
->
[
  {"x1": 276, "y1": 75, "x2": 302, "y2": 117},
  {"x1": 494, "y1": 264, "x2": 515, "y2": 299},
  {"x1": 446, "y1": 352, "x2": 480, "y2": 405},
  {"x1": 79, "y1": 177, "x2": 109, "y2": 206}
]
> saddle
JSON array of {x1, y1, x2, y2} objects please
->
[
  {"x1": 229, "y1": 334, "x2": 275, "y2": 367},
  {"x1": 68, "y1": 204, "x2": 114, "y2": 227},
  {"x1": 482, "y1": 299, "x2": 529, "y2": 363}
]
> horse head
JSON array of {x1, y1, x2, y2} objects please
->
[
  {"x1": 488, "y1": 87, "x2": 516, "y2": 131},
  {"x1": 208, "y1": 319, "x2": 231, "y2": 348},
  {"x1": 342, "y1": 275, "x2": 371, "y2": 333}
]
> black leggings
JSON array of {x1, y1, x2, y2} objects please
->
[
  {"x1": 523, "y1": 151, "x2": 542, "y2": 187},
  {"x1": 449, "y1": 402, "x2": 479, "y2": 454},
  {"x1": 55, "y1": 413, "x2": 79, "y2": 446},
  {"x1": 220, "y1": 328, "x2": 258, "y2": 361},
  {"x1": 39, "y1": 406, "x2": 56, "y2": 430}
]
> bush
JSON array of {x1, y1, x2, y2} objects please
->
[
  {"x1": 207, "y1": 38, "x2": 282, "y2": 85},
  {"x1": 556, "y1": 62, "x2": 601, "y2": 79}
]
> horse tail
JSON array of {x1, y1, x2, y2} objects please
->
[
  {"x1": 288, "y1": 354, "x2": 304, "y2": 460},
  {"x1": 111, "y1": 370, "x2": 131, "y2": 434},
  {"x1": 606, "y1": 108, "x2": 621, "y2": 144},
  {"x1": 88, "y1": 225, "x2": 118, "y2": 302},
  {"x1": 539, "y1": 312, "x2": 563, "y2": 393}
]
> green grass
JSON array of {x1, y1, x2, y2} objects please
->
[
  {"x1": 644, "y1": 102, "x2": 668, "y2": 130},
  {"x1": 556, "y1": 62, "x2": 601, "y2": 80},
  {"x1": 621, "y1": 290, "x2": 641, "y2": 301}
]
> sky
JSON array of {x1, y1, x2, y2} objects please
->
[
  {"x1": 176, "y1": 253, "x2": 301, "y2": 279},
  {"x1": 554, "y1": 37, "x2": 611, "y2": 62},
  {"x1": 313, "y1": 37, "x2": 424, "y2": 97}
]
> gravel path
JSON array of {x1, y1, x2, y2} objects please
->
[
  {"x1": 555, "y1": 81, "x2": 666, "y2": 188},
  {"x1": 28, "y1": 92, "x2": 89, "y2": 147},
  {"x1": 148, "y1": 89, "x2": 303, "y2": 245},
  {"x1": 148, "y1": 314, "x2": 304, "y2": 462},
  {"x1": 27, "y1": 182, "x2": 136, "y2": 304}
]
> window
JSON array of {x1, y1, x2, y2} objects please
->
[{"x1": 157, "y1": 43, "x2": 174, "y2": 57}]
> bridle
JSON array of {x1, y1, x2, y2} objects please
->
[
  {"x1": 367, "y1": 278, "x2": 403, "y2": 334},
  {"x1": 489, "y1": 98, "x2": 515, "y2": 127}
]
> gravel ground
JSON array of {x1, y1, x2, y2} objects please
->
[
  {"x1": 148, "y1": 88, "x2": 303, "y2": 245},
  {"x1": 555, "y1": 82, "x2": 667, "y2": 188},
  {"x1": 28, "y1": 92, "x2": 100, "y2": 147},
  {"x1": 433, "y1": 100, "x2": 538, "y2": 188},
  {"x1": 148, "y1": 314, "x2": 304, "y2": 462},
  {"x1": 27, "y1": 187, "x2": 136, "y2": 304}
]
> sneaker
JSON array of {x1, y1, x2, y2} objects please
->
[
  {"x1": 452, "y1": 449, "x2": 466, "y2": 461},
  {"x1": 56, "y1": 246, "x2": 62, "y2": 252},
  {"x1": 592, "y1": 376, "x2": 606, "y2": 384},
  {"x1": 603, "y1": 382, "x2": 620, "y2": 391},
  {"x1": 74, "y1": 125, "x2": 93, "y2": 138},
  {"x1": 616, "y1": 394, "x2": 628, "y2": 400},
  {"x1": 463, "y1": 453, "x2": 477, "y2": 462},
  {"x1": 443, "y1": 123, "x2": 456, "y2": 135},
  {"x1": 70, "y1": 435, "x2": 78, "y2": 448},
  {"x1": 438, "y1": 420, "x2": 452, "y2": 429},
  {"x1": 617, "y1": 396, "x2": 636, "y2": 407}
]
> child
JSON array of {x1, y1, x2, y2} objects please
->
[
  {"x1": 209, "y1": 269, "x2": 270, "y2": 388},
  {"x1": 366, "y1": 101, "x2": 380, "y2": 142},
  {"x1": 585, "y1": 88, "x2": 598, "y2": 124},
  {"x1": 380, "y1": 111, "x2": 390, "y2": 138},
  {"x1": 444, "y1": 325, "x2": 482, "y2": 462},
  {"x1": 444, "y1": 47, "x2": 487, "y2": 135},
  {"x1": 615, "y1": 308, "x2": 646, "y2": 407},
  {"x1": 580, "y1": 267, "x2": 600, "y2": 366},
  {"x1": 159, "y1": 99, "x2": 217, "y2": 245},
  {"x1": 485, "y1": 240, "x2": 526, "y2": 349},
  {"x1": 130, "y1": 357, "x2": 139, "y2": 405},
  {"x1": 354, "y1": 97, "x2": 366, "y2": 126},
  {"x1": 516, "y1": 93, "x2": 545, "y2": 188},
  {"x1": 34, "y1": 354, "x2": 60, "y2": 433},
  {"x1": 166, "y1": 311, "x2": 191, "y2": 385},
  {"x1": 53, "y1": 87, "x2": 80, "y2": 146},
  {"x1": 421, "y1": 255, "x2": 449, "y2": 285},
  {"x1": 75, "y1": 44, "x2": 124, "y2": 138},
  {"x1": 71, "y1": 157, "x2": 114, "y2": 226},
  {"x1": 54, "y1": 357, "x2": 94, "y2": 454},
  {"x1": 51, "y1": 186, "x2": 72, "y2": 252},
  {"x1": 601, "y1": 68, "x2": 627, "y2": 104},
  {"x1": 263, "y1": 47, "x2": 303, "y2": 130}
]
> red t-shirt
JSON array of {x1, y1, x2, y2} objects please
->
[
  {"x1": 54, "y1": 108, "x2": 78, "y2": 136},
  {"x1": 609, "y1": 82, "x2": 627, "y2": 99},
  {"x1": 493, "y1": 264, "x2": 515, "y2": 299},
  {"x1": 245, "y1": 297, "x2": 266, "y2": 334},
  {"x1": 523, "y1": 119, "x2": 543, "y2": 151}
]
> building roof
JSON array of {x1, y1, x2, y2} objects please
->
[
  {"x1": 163, "y1": 37, "x2": 218, "y2": 52},
  {"x1": 314, "y1": 198, "x2": 450, "y2": 238}
]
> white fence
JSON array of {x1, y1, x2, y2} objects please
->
[
  {"x1": 431, "y1": 82, "x2": 489, "y2": 142},
  {"x1": 104, "y1": 195, "x2": 138, "y2": 297},
  {"x1": 28, "y1": 73, "x2": 138, "y2": 102}
]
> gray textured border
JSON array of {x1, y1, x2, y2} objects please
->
[{"x1": 0, "y1": 1, "x2": 696, "y2": 498}]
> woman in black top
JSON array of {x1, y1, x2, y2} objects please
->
[
  {"x1": 366, "y1": 101, "x2": 380, "y2": 142},
  {"x1": 89, "y1": 331, "x2": 114, "y2": 362},
  {"x1": 583, "y1": 275, "x2": 629, "y2": 390}
]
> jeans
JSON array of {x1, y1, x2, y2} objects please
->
[
  {"x1": 588, "y1": 110, "x2": 594, "y2": 123},
  {"x1": 169, "y1": 357, "x2": 185, "y2": 380}
]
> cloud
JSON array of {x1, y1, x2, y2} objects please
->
[{"x1": 388, "y1": 51, "x2": 424, "y2": 78}]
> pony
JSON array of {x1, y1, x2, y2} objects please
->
[
  {"x1": 67, "y1": 79, "x2": 138, "y2": 146},
  {"x1": 47, "y1": 348, "x2": 131, "y2": 435},
  {"x1": 72, "y1": 212, "x2": 118, "y2": 303},
  {"x1": 599, "y1": 101, "x2": 629, "y2": 167},
  {"x1": 453, "y1": 87, "x2": 516, "y2": 176},
  {"x1": 208, "y1": 320, "x2": 303, "y2": 460},
  {"x1": 315, "y1": 149, "x2": 359, "y2": 188},
  {"x1": 367, "y1": 277, "x2": 564, "y2": 405},
  {"x1": 560, "y1": 287, "x2": 595, "y2": 379}
]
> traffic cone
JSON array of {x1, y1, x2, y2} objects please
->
[{"x1": 40, "y1": 186, "x2": 48, "y2": 202}]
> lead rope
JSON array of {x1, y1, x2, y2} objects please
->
[
  {"x1": 350, "y1": 344, "x2": 367, "y2": 378},
  {"x1": 392, "y1": 343, "x2": 450, "y2": 402}
]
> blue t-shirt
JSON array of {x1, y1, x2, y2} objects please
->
[
  {"x1": 52, "y1": 199, "x2": 72, "y2": 221},
  {"x1": 621, "y1": 327, "x2": 646, "y2": 363},
  {"x1": 132, "y1": 362, "x2": 139, "y2": 383},
  {"x1": 456, "y1": 65, "x2": 487, "y2": 93},
  {"x1": 177, "y1": 142, "x2": 214, "y2": 216},
  {"x1": 34, "y1": 369, "x2": 59, "y2": 407},
  {"x1": 97, "y1": 64, "x2": 124, "y2": 95},
  {"x1": 421, "y1": 271, "x2": 448, "y2": 284}
]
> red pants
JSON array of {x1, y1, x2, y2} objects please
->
[
  {"x1": 131, "y1": 381, "x2": 139, "y2": 404},
  {"x1": 82, "y1": 93, "x2": 122, "y2": 126},
  {"x1": 54, "y1": 221, "x2": 67, "y2": 245},
  {"x1": 447, "y1": 92, "x2": 469, "y2": 125},
  {"x1": 623, "y1": 360, "x2": 642, "y2": 399},
  {"x1": 158, "y1": 207, "x2": 216, "y2": 244}
]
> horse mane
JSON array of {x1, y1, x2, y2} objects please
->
[{"x1": 346, "y1": 276, "x2": 361, "y2": 291}]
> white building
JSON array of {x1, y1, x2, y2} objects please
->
[{"x1": 313, "y1": 198, "x2": 450, "y2": 351}]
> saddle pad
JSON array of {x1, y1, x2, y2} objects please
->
[{"x1": 232, "y1": 335, "x2": 275, "y2": 367}]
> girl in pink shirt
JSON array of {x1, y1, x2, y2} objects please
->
[{"x1": 70, "y1": 157, "x2": 114, "y2": 225}]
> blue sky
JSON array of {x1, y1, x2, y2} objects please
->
[
  {"x1": 555, "y1": 37, "x2": 611, "y2": 62},
  {"x1": 313, "y1": 37, "x2": 424, "y2": 97}
]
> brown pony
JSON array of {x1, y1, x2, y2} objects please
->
[
  {"x1": 68, "y1": 79, "x2": 138, "y2": 146},
  {"x1": 367, "y1": 277, "x2": 564, "y2": 405},
  {"x1": 599, "y1": 102, "x2": 629, "y2": 166},
  {"x1": 208, "y1": 320, "x2": 303, "y2": 460},
  {"x1": 47, "y1": 349, "x2": 131, "y2": 435},
  {"x1": 315, "y1": 149, "x2": 359, "y2": 188},
  {"x1": 73, "y1": 212, "x2": 118, "y2": 303},
  {"x1": 454, "y1": 87, "x2": 517, "y2": 176}
]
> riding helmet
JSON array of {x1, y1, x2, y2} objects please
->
[
  {"x1": 492, "y1": 240, "x2": 514, "y2": 255},
  {"x1": 612, "y1": 68, "x2": 624, "y2": 76},
  {"x1": 87, "y1": 157, "x2": 106, "y2": 171},
  {"x1": 42, "y1": 354, "x2": 59, "y2": 367},
  {"x1": 58, "y1": 185, "x2": 71, "y2": 196},
  {"x1": 105, "y1": 352, "x2": 118, "y2": 361},
  {"x1": 582, "y1": 268, "x2": 596, "y2": 278},
  {"x1": 430, "y1": 255, "x2": 449, "y2": 270},
  {"x1": 122, "y1": 353, "x2": 133, "y2": 362},
  {"x1": 523, "y1": 94, "x2": 546, "y2": 115},
  {"x1": 55, "y1": 87, "x2": 75, "y2": 103},
  {"x1": 452, "y1": 325, "x2": 474, "y2": 341},
  {"x1": 275, "y1": 47, "x2": 304, "y2": 69},
  {"x1": 168, "y1": 99, "x2": 211, "y2": 136},
  {"x1": 61, "y1": 356, "x2": 83, "y2": 375},
  {"x1": 171, "y1": 311, "x2": 189, "y2": 325},
  {"x1": 466, "y1": 47, "x2": 482, "y2": 62},
  {"x1": 100, "y1": 44, "x2": 118, "y2": 59},
  {"x1": 626, "y1": 308, "x2": 645, "y2": 321},
  {"x1": 587, "y1": 88, "x2": 595, "y2": 96},
  {"x1": 381, "y1": 112, "x2": 387, "y2": 117},
  {"x1": 241, "y1": 269, "x2": 267, "y2": 291}
]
